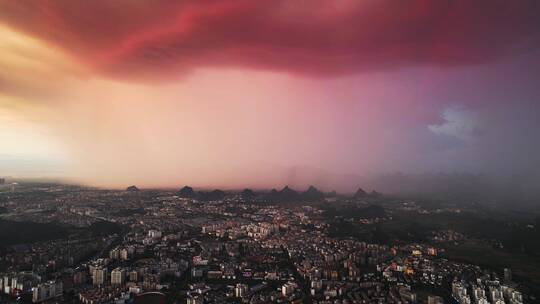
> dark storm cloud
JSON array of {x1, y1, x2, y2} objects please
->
[{"x1": 1, "y1": 0, "x2": 539, "y2": 79}]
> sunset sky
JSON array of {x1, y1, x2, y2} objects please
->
[{"x1": 0, "y1": 1, "x2": 539, "y2": 190}]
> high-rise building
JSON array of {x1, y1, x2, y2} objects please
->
[
  {"x1": 92, "y1": 267, "x2": 107, "y2": 286},
  {"x1": 32, "y1": 281, "x2": 63, "y2": 303},
  {"x1": 399, "y1": 287, "x2": 417, "y2": 303},
  {"x1": 109, "y1": 248, "x2": 120, "y2": 260},
  {"x1": 472, "y1": 285, "x2": 489, "y2": 304},
  {"x1": 129, "y1": 270, "x2": 138, "y2": 282},
  {"x1": 282, "y1": 282, "x2": 297, "y2": 297},
  {"x1": 2, "y1": 275, "x2": 9, "y2": 294},
  {"x1": 186, "y1": 295, "x2": 203, "y2": 304},
  {"x1": 111, "y1": 268, "x2": 125, "y2": 285},
  {"x1": 148, "y1": 230, "x2": 162, "y2": 239},
  {"x1": 489, "y1": 286, "x2": 505, "y2": 304},
  {"x1": 502, "y1": 286, "x2": 523, "y2": 304},
  {"x1": 453, "y1": 282, "x2": 471, "y2": 304},
  {"x1": 235, "y1": 283, "x2": 249, "y2": 298},
  {"x1": 120, "y1": 248, "x2": 129, "y2": 261},
  {"x1": 311, "y1": 279, "x2": 323, "y2": 291},
  {"x1": 428, "y1": 295, "x2": 444, "y2": 304}
]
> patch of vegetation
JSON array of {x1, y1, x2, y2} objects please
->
[
  {"x1": 381, "y1": 212, "x2": 540, "y2": 255},
  {"x1": 0, "y1": 219, "x2": 69, "y2": 246},
  {"x1": 323, "y1": 204, "x2": 386, "y2": 219},
  {"x1": 112, "y1": 208, "x2": 146, "y2": 216},
  {"x1": 440, "y1": 240, "x2": 540, "y2": 297},
  {"x1": 327, "y1": 220, "x2": 370, "y2": 240},
  {"x1": 88, "y1": 220, "x2": 122, "y2": 236}
]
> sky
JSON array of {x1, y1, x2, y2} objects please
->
[{"x1": 0, "y1": 1, "x2": 539, "y2": 191}]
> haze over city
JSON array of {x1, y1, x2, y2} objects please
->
[
  {"x1": 1, "y1": 1, "x2": 539, "y2": 192},
  {"x1": 3, "y1": 2, "x2": 540, "y2": 304}
]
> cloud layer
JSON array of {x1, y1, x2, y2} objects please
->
[
  {"x1": 0, "y1": 1, "x2": 539, "y2": 192},
  {"x1": 1, "y1": 0, "x2": 539, "y2": 79}
]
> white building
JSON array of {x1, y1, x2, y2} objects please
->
[
  {"x1": 428, "y1": 295, "x2": 444, "y2": 304},
  {"x1": 148, "y1": 230, "x2": 162, "y2": 239},
  {"x1": 32, "y1": 281, "x2": 63, "y2": 303},
  {"x1": 129, "y1": 270, "x2": 138, "y2": 282},
  {"x1": 186, "y1": 295, "x2": 203, "y2": 304},
  {"x1": 453, "y1": 282, "x2": 471, "y2": 304},
  {"x1": 282, "y1": 282, "x2": 297, "y2": 297},
  {"x1": 111, "y1": 268, "x2": 126, "y2": 285},
  {"x1": 92, "y1": 267, "x2": 107, "y2": 286},
  {"x1": 235, "y1": 283, "x2": 249, "y2": 298},
  {"x1": 120, "y1": 248, "x2": 129, "y2": 261}
]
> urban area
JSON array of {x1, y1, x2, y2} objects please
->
[{"x1": 0, "y1": 181, "x2": 536, "y2": 304}]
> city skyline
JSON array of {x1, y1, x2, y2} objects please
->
[{"x1": 1, "y1": 1, "x2": 539, "y2": 190}]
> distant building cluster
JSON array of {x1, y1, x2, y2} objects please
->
[{"x1": 0, "y1": 184, "x2": 534, "y2": 303}]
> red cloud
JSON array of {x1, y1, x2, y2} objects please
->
[{"x1": 1, "y1": 0, "x2": 539, "y2": 79}]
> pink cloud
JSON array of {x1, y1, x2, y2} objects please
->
[{"x1": 1, "y1": 0, "x2": 539, "y2": 79}]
